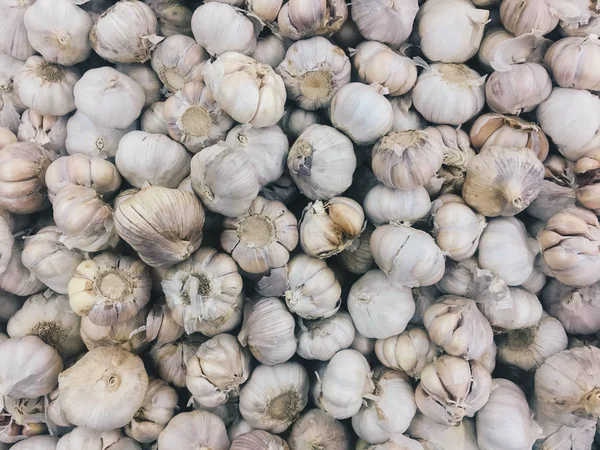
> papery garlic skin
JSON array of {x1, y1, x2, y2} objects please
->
[
  {"x1": 150, "y1": 336, "x2": 203, "y2": 388},
  {"x1": 251, "y1": 34, "x2": 286, "y2": 69},
  {"x1": 145, "y1": 0, "x2": 193, "y2": 37},
  {"x1": 477, "y1": 28, "x2": 552, "y2": 72},
  {"x1": 158, "y1": 410, "x2": 230, "y2": 450},
  {"x1": 297, "y1": 312, "x2": 355, "y2": 361},
  {"x1": 432, "y1": 201, "x2": 486, "y2": 262},
  {"x1": 230, "y1": 430, "x2": 288, "y2": 450},
  {"x1": 408, "y1": 414, "x2": 480, "y2": 450},
  {"x1": 151, "y1": 35, "x2": 208, "y2": 92},
  {"x1": 0, "y1": 0, "x2": 36, "y2": 60},
  {"x1": 17, "y1": 110, "x2": 67, "y2": 154},
  {"x1": 57, "y1": 428, "x2": 135, "y2": 450},
  {"x1": 545, "y1": 35, "x2": 600, "y2": 90},
  {"x1": 115, "y1": 63, "x2": 161, "y2": 107},
  {"x1": 351, "y1": 0, "x2": 418, "y2": 48},
  {"x1": 66, "y1": 111, "x2": 135, "y2": 159},
  {"x1": 478, "y1": 286, "x2": 543, "y2": 331},
  {"x1": 337, "y1": 223, "x2": 375, "y2": 275},
  {"x1": 141, "y1": 101, "x2": 168, "y2": 136},
  {"x1": 500, "y1": 0, "x2": 559, "y2": 36},
  {"x1": 375, "y1": 328, "x2": 438, "y2": 379},
  {"x1": 277, "y1": 0, "x2": 348, "y2": 40},
  {"x1": 0, "y1": 55, "x2": 26, "y2": 133},
  {"x1": 363, "y1": 184, "x2": 431, "y2": 226},
  {"x1": 79, "y1": 308, "x2": 149, "y2": 354},
  {"x1": 288, "y1": 409, "x2": 350, "y2": 450},
  {"x1": 542, "y1": 278, "x2": 600, "y2": 334},
  {"x1": 390, "y1": 96, "x2": 426, "y2": 132}
]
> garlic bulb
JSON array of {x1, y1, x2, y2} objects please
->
[
  {"x1": 251, "y1": 34, "x2": 286, "y2": 68},
  {"x1": 145, "y1": 0, "x2": 193, "y2": 37},
  {"x1": 73, "y1": 67, "x2": 145, "y2": 130},
  {"x1": 476, "y1": 379, "x2": 543, "y2": 450},
  {"x1": 330, "y1": 83, "x2": 393, "y2": 146},
  {"x1": 144, "y1": 301, "x2": 185, "y2": 347},
  {"x1": 0, "y1": 128, "x2": 17, "y2": 149},
  {"x1": 150, "y1": 336, "x2": 203, "y2": 388},
  {"x1": 141, "y1": 101, "x2": 168, "y2": 136},
  {"x1": 276, "y1": 37, "x2": 350, "y2": 111},
  {"x1": 7, "y1": 291, "x2": 83, "y2": 359},
  {"x1": 12, "y1": 436, "x2": 59, "y2": 450},
  {"x1": 500, "y1": 0, "x2": 559, "y2": 36},
  {"x1": 0, "y1": 396, "x2": 50, "y2": 444},
  {"x1": 390, "y1": 96, "x2": 426, "y2": 133},
  {"x1": 0, "y1": 239, "x2": 45, "y2": 296},
  {"x1": 0, "y1": 293, "x2": 20, "y2": 322},
  {"x1": 114, "y1": 186, "x2": 205, "y2": 268},
  {"x1": 478, "y1": 286, "x2": 543, "y2": 331},
  {"x1": 412, "y1": 63, "x2": 485, "y2": 125},
  {"x1": 230, "y1": 430, "x2": 288, "y2": 450},
  {"x1": 477, "y1": 28, "x2": 552, "y2": 72},
  {"x1": 486, "y1": 62, "x2": 552, "y2": 115},
  {"x1": 287, "y1": 124, "x2": 356, "y2": 200},
  {"x1": 151, "y1": 35, "x2": 207, "y2": 92},
  {"x1": 281, "y1": 108, "x2": 324, "y2": 140},
  {"x1": 408, "y1": 414, "x2": 479, "y2": 450},
  {"x1": 288, "y1": 408, "x2": 350, "y2": 450},
  {"x1": 363, "y1": 185, "x2": 430, "y2": 226},
  {"x1": 90, "y1": 0, "x2": 161, "y2": 63},
  {"x1": 560, "y1": 15, "x2": 600, "y2": 37},
  {"x1": 337, "y1": 223, "x2": 375, "y2": 275},
  {"x1": 115, "y1": 63, "x2": 161, "y2": 107},
  {"x1": 538, "y1": 208, "x2": 600, "y2": 287},
  {"x1": 17, "y1": 110, "x2": 67, "y2": 154},
  {"x1": 370, "y1": 223, "x2": 445, "y2": 288},
  {"x1": 545, "y1": 35, "x2": 600, "y2": 90},
  {"x1": 246, "y1": 0, "x2": 282, "y2": 23},
  {"x1": 423, "y1": 295, "x2": 494, "y2": 360},
  {"x1": 163, "y1": 81, "x2": 234, "y2": 154},
  {"x1": 79, "y1": 308, "x2": 148, "y2": 354},
  {"x1": 478, "y1": 217, "x2": 537, "y2": 286},
  {"x1": 23, "y1": 0, "x2": 92, "y2": 66},
  {"x1": 356, "y1": 437, "x2": 424, "y2": 450},
  {"x1": 0, "y1": 142, "x2": 55, "y2": 214},
  {"x1": 537, "y1": 88, "x2": 600, "y2": 155},
  {"x1": 240, "y1": 362, "x2": 309, "y2": 433},
  {"x1": 0, "y1": 336, "x2": 62, "y2": 398},
  {"x1": 66, "y1": 111, "x2": 135, "y2": 159},
  {"x1": 375, "y1": 328, "x2": 438, "y2": 379},
  {"x1": 545, "y1": 0, "x2": 598, "y2": 30},
  {"x1": 277, "y1": 0, "x2": 348, "y2": 40},
  {"x1": 0, "y1": 0, "x2": 36, "y2": 60},
  {"x1": 284, "y1": 254, "x2": 341, "y2": 319},
  {"x1": 157, "y1": 410, "x2": 229, "y2": 450},
  {"x1": 16, "y1": 56, "x2": 79, "y2": 117},
  {"x1": 314, "y1": 349, "x2": 374, "y2": 420},
  {"x1": 162, "y1": 247, "x2": 243, "y2": 336},
  {"x1": 575, "y1": 150, "x2": 600, "y2": 212},
  {"x1": 351, "y1": 0, "x2": 418, "y2": 48},
  {"x1": 221, "y1": 196, "x2": 298, "y2": 274},
  {"x1": 542, "y1": 278, "x2": 600, "y2": 334},
  {"x1": 0, "y1": 55, "x2": 26, "y2": 133},
  {"x1": 296, "y1": 312, "x2": 355, "y2": 361},
  {"x1": 57, "y1": 428, "x2": 138, "y2": 450},
  {"x1": 204, "y1": 52, "x2": 286, "y2": 128},
  {"x1": 496, "y1": 313, "x2": 568, "y2": 371}
]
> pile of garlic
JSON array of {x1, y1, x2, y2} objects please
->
[{"x1": 2, "y1": 0, "x2": 600, "y2": 449}]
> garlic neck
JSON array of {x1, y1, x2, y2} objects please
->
[{"x1": 502, "y1": 181, "x2": 524, "y2": 210}]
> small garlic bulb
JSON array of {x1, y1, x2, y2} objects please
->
[
  {"x1": 0, "y1": 0, "x2": 36, "y2": 60},
  {"x1": 240, "y1": 362, "x2": 309, "y2": 433},
  {"x1": 477, "y1": 28, "x2": 552, "y2": 72},
  {"x1": 230, "y1": 430, "x2": 288, "y2": 450},
  {"x1": 18, "y1": 110, "x2": 67, "y2": 154},
  {"x1": 364, "y1": 185, "x2": 430, "y2": 226},
  {"x1": 288, "y1": 408, "x2": 349, "y2": 450},
  {"x1": 221, "y1": 196, "x2": 298, "y2": 274},
  {"x1": 23, "y1": 0, "x2": 92, "y2": 66},
  {"x1": 204, "y1": 52, "x2": 286, "y2": 128},
  {"x1": 277, "y1": 0, "x2": 348, "y2": 40},
  {"x1": 79, "y1": 308, "x2": 148, "y2": 354},
  {"x1": 140, "y1": 101, "x2": 168, "y2": 136},
  {"x1": 370, "y1": 223, "x2": 445, "y2": 288},
  {"x1": 412, "y1": 63, "x2": 485, "y2": 126},
  {"x1": 251, "y1": 34, "x2": 286, "y2": 68},
  {"x1": 351, "y1": 0, "x2": 418, "y2": 48},
  {"x1": 336, "y1": 223, "x2": 375, "y2": 275},
  {"x1": 114, "y1": 186, "x2": 205, "y2": 268},
  {"x1": 66, "y1": 111, "x2": 135, "y2": 159},
  {"x1": 500, "y1": 0, "x2": 559, "y2": 36},
  {"x1": 73, "y1": 67, "x2": 145, "y2": 130},
  {"x1": 542, "y1": 278, "x2": 600, "y2": 334},
  {"x1": 390, "y1": 96, "x2": 426, "y2": 133},
  {"x1": 0, "y1": 238, "x2": 45, "y2": 297},
  {"x1": 478, "y1": 286, "x2": 543, "y2": 331},
  {"x1": 157, "y1": 410, "x2": 229, "y2": 450},
  {"x1": 375, "y1": 328, "x2": 438, "y2": 379},
  {"x1": 296, "y1": 312, "x2": 355, "y2": 361},
  {"x1": 545, "y1": 35, "x2": 600, "y2": 90},
  {"x1": 150, "y1": 336, "x2": 203, "y2": 388},
  {"x1": 287, "y1": 124, "x2": 356, "y2": 200},
  {"x1": 284, "y1": 254, "x2": 341, "y2": 319},
  {"x1": 151, "y1": 35, "x2": 208, "y2": 92},
  {"x1": 423, "y1": 295, "x2": 494, "y2": 360},
  {"x1": 330, "y1": 83, "x2": 393, "y2": 146},
  {"x1": 90, "y1": 0, "x2": 161, "y2": 63},
  {"x1": 0, "y1": 293, "x2": 21, "y2": 323},
  {"x1": 162, "y1": 247, "x2": 243, "y2": 336}
]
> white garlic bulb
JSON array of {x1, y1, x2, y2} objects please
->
[
  {"x1": 57, "y1": 428, "x2": 140, "y2": 450},
  {"x1": 288, "y1": 409, "x2": 350, "y2": 450},
  {"x1": 337, "y1": 224, "x2": 375, "y2": 275},
  {"x1": 12, "y1": 436, "x2": 59, "y2": 450},
  {"x1": 66, "y1": 111, "x2": 135, "y2": 159},
  {"x1": 351, "y1": 0, "x2": 418, "y2": 48},
  {"x1": 375, "y1": 328, "x2": 438, "y2": 379},
  {"x1": 145, "y1": 0, "x2": 193, "y2": 37},
  {"x1": 287, "y1": 124, "x2": 356, "y2": 200},
  {"x1": 277, "y1": 0, "x2": 348, "y2": 40},
  {"x1": 73, "y1": 67, "x2": 145, "y2": 130},
  {"x1": 115, "y1": 63, "x2": 161, "y2": 107},
  {"x1": 79, "y1": 308, "x2": 148, "y2": 354},
  {"x1": 140, "y1": 101, "x2": 168, "y2": 136},
  {"x1": 0, "y1": 127, "x2": 17, "y2": 149},
  {"x1": 297, "y1": 311, "x2": 355, "y2": 361},
  {"x1": 0, "y1": 238, "x2": 45, "y2": 297},
  {"x1": 477, "y1": 28, "x2": 552, "y2": 72},
  {"x1": 150, "y1": 336, "x2": 203, "y2": 388},
  {"x1": 251, "y1": 34, "x2": 286, "y2": 68},
  {"x1": 363, "y1": 184, "x2": 430, "y2": 227},
  {"x1": 247, "y1": 0, "x2": 282, "y2": 23},
  {"x1": 0, "y1": 0, "x2": 36, "y2": 60},
  {"x1": 389, "y1": 96, "x2": 426, "y2": 133},
  {"x1": 17, "y1": 110, "x2": 67, "y2": 153},
  {"x1": 408, "y1": 414, "x2": 479, "y2": 450},
  {"x1": 500, "y1": 0, "x2": 559, "y2": 36},
  {"x1": 158, "y1": 410, "x2": 230, "y2": 450},
  {"x1": 478, "y1": 286, "x2": 543, "y2": 331},
  {"x1": 240, "y1": 362, "x2": 309, "y2": 433},
  {"x1": 151, "y1": 34, "x2": 208, "y2": 92},
  {"x1": 144, "y1": 301, "x2": 185, "y2": 348},
  {"x1": 545, "y1": 35, "x2": 600, "y2": 90},
  {"x1": 230, "y1": 430, "x2": 288, "y2": 450},
  {"x1": 542, "y1": 278, "x2": 600, "y2": 335}
]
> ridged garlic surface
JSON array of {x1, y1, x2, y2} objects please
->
[
  {"x1": 542, "y1": 278, "x2": 600, "y2": 334},
  {"x1": 151, "y1": 35, "x2": 208, "y2": 92},
  {"x1": 351, "y1": 0, "x2": 418, "y2": 48},
  {"x1": 337, "y1": 224, "x2": 375, "y2": 275},
  {"x1": 390, "y1": 96, "x2": 426, "y2": 132},
  {"x1": 408, "y1": 414, "x2": 480, "y2": 450},
  {"x1": 157, "y1": 410, "x2": 229, "y2": 450},
  {"x1": 115, "y1": 63, "x2": 161, "y2": 107},
  {"x1": 0, "y1": 0, "x2": 36, "y2": 60},
  {"x1": 277, "y1": 0, "x2": 348, "y2": 40},
  {"x1": 375, "y1": 328, "x2": 438, "y2": 379},
  {"x1": 296, "y1": 312, "x2": 355, "y2": 361},
  {"x1": 499, "y1": 0, "x2": 559, "y2": 36},
  {"x1": 288, "y1": 409, "x2": 350, "y2": 450},
  {"x1": 79, "y1": 308, "x2": 149, "y2": 354},
  {"x1": 66, "y1": 111, "x2": 135, "y2": 159},
  {"x1": 477, "y1": 28, "x2": 551, "y2": 72},
  {"x1": 230, "y1": 430, "x2": 288, "y2": 450},
  {"x1": 150, "y1": 336, "x2": 203, "y2": 388}
]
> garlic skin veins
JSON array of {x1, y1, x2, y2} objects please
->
[
  {"x1": 351, "y1": 0, "x2": 419, "y2": 48},
  {"x1": 151, "y1": 35, "x2": 208, "y2": 92},
  {"x1": 66, "y1": 111, "x2": 135, "y2": 159},
  {"x1": 499, "y1": 0, "x2": 559, "y2": 36},
  {"x1": 288, "y1": 408, "x2": 350, "y2": 450},
  {"x1": 157, "y1": 410, "x2": 230, "y2": 450},
  {"x1": 375, "y1": 327, "x2": 438, "y2": 379},
  {"x1": 277, "y1": 0, "x2": 348, "y2": 40},
  {"x1": 544, "y1": 35, "x2": 600, "y2": 91},
  {"x1": 542, "y1": 278, "x2": 600, "y2": 335},
  {"x1": 296, "y1": 311, "x2": 355, "y2": 361}
]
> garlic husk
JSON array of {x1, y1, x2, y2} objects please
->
[
  {"x1": 476, "y1": 379, "x2": 543, "y2": 450},
  {"x1": 0, "y1": 55, "x2": 26, "y2": 134},
  {"x1": 288, "y1": 408, "x2": 350, "y2": 450},
  {"x1": 412, "y1": 63, "x2": 485, "y2": 126},
  {"x1": 478, "y1": 286, "x2": 543, "y2": 332},
  {"x1": 545, "y1": 35, "x2": 600, "y2": 90},
  {"x1": 57, "y1": 428, "x2": 136, "y2": 450},
  {"x1": 0, "y1": 0, "x2": 36, "y2": 60},
  {"x1": 478, "y1": 28, "x2": 552, "y2": 72},
  {"x1": 296, "y1": 311, "x2": 355, "y2": 361},
  {"x1": 351, "y1": 0, "x2": 418, "y2": 48},
  {"x1": 251, "y1": 34, "x2": 286, "y2": 68},
  {"x1": 430, "y1": 126, "x2": 477, "y2": 195},
  {"x1": 163, "y1": 81, "x2": 234, "y2": 154},
  {"x1": 141, "y1": 101, "x2": 168, "y2": 136},
  {"x1": 330, "y1": 83, "x2": 394, "y2": 146},
  {"x1": 389, "y1": 96, "x2": 426, "y2": 132},
  {"x1": 560, "y1": 15, "x2": 600, "y2": 37},
  {"x1": 144, "y1": 300, "x2": 185, "y2": 347},
  {"x1": 370, "y1": 223, "x2": 445, "y2": 289},
  {"x1": 0, "y1": 396, "x2": 48, "y2": 444},
  {"x1": 145, "y1": 0, "x2": 193, "y2": 37},
  {"x1": 280, "y1": 107, "x2": 324, "y2": 140},
  {"x1": 162, "y1": 247, "x2": 243, "y2": 336},
  {"x1": 73, "y1": 67, "x2": 145, "y2": 130},
  {"x1": 80, "y1": 307, "x2": 148, "y2": 354},
  {"x1": 375, "y1": 327, "x2": 438, "y2": 379},
  {"x1": 545, "y1": 0, "x2": 599, "y2": 30},
  {"x1": 277, "y1": 0, "x2": 348, "y2": 40},
  {"x1": 66, "y1": 111, "x2": 135, "y2": 159},
  {"x1": 157, "y1": 410, "x2": 229, "y2": 450},
  {"x1": 542, "y1": 278, "x2": 600, "y2": 335},
  {"x1": 435, "y1": 257, "x2": 478, "y2": 297},
  {"x1": 534, "y1": 416, "x2": 596, "y2": 450},
  {"x1": 150, "y1": 335, "x2": 204, "y2": 388},
  {"x1": 240, "y1": 362, "x2": 309, "y2": 433},
  {"x1": 114, "y1": 186, "x2": 205, "y2": 268},
  {"x1": 408, "y1": 414, "x2": 479, "y2": 450},
  {"x1": 115, "y1": 63, "x2": 161, "y2": 107},
  {"x1": 287, "y1": 124, "x2": 356, "y2": 200},
  {"x1": 423, "y1": 295, "x2": 494, "y2": 360},
  {"x1": 496, "y1": 313, "x2": 568, "y2": 371},
  {"x1": 17, "y1": 110, "x2": 67, "y2": 154},
  {"x1": 363, "y1": 184, "x2": 430, "y2": 226},
  {"x1": 151, "y1": 34, "x2": 208, "y2": 92},
  {"x1": 574, "y1": 150, "x2": 600, "y2": 212},
  {"x1": 230, "y1": 430, "x2": 288, "y2": 450},
  {"x1": 336, "y1": 223, "x2": 375, "y2": 275},
  {"x1": 0, "y1": 240, "x2": 45, "y2": 297},
  {"x1": 500, "y1": 0, "x2": 559, "y2": 36}
]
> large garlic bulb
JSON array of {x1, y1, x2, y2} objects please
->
[
  {"x1": 277, "y1": 0, "x2": 348, "y2": 40},
  {"x1": 0, "y1": 0, "x2": 36, "y2": 60},
  {"x1": 375, "y1": 328, "x2": 438, "y2": 379},
  {"x1": 499, "y1": 0, "x2": 559, "y2": 36},
  {"x1": 545, "y1": 35, "x2": 600, "y2": 91},
  {"x1": 296, "y1": 312, "x2": 355, "y2": 361},
  {"x1": 542, "y1": 278, "x2": 600, "y2": 334},
  {"x1": 157, "y1": 410, "x2": 229, "y2": 450},
  {"x1": 17, "y1": 110, "x2": 67, "y2": 154},
  {"x1": 149, "y1": 336, "x2": 203, "y2": 388},
  {"x1": 151, "y1": 35, "x2": 207, "y2": 92},
  {"x1": 288, "y1": 409, "x2": 349, "y2": 450},
  {"x1": 79, "y1": 308, "x2": 148, "y2": 354},
  {"x1": 363, "y1": 185, "x2": 431, "y2": 226},
  {"x1": 351, "y1": 0, "x2": 418, "y2": 48},
  {"x1": 477, "y1": 286, "x2": 543, "y2": 331}
]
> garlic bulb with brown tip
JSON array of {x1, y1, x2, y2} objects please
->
[
  {"x1": 542, "y1": 278, "x2": 600, "y2": 334},
  {"x1": 363, "y1": 185, "x2": 431, "y2": 226},
  {"x1": 375, "y1": 328, "x2": 438, "y2": 379},
  {"x1": 150, "y1": 336, "x2": 204, "y2": 388},
  {"x1": 500, "y1": 0, "x2": 559, "y2": 36},
  {"x1": 277, "y1": 0, "x2": 347, "y2": 40},
  {"x1": 18, "y1": 110, "x2": 67, "y2": 154},
  {"x1": 296, "y1": 312, "x2": 355, "y2": 361},
  {"x1": 158, "y1": 410, "x2": 229, "y2": 450},
  {"x1": 66, "y1": 111, "x2": 135, "y2": 159},
  {"x1": 288, "y1": 409, "x2": 350, "y2": 450},
  {"x1": 545, "y1": 35, "x2": 600, "y2": 90},
  {"x1": 114, "y1": 186, "x2": 205, "y2": 268},
  {"x1": 351, "y1": 0, "x2": 418, "y2": 48},
  {"x1": 151, "y1": 35, "x2": 208, "y2": 92},
  {"x1": 477, "y1": 28, "x2": 552, "y2": 72}
]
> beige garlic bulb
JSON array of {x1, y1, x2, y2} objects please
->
[
  {"x1": 158, "y1": 410, "x2": 229, "y2": 450},
  {"x1": 0, "y1": 0, "x2": 36, "y2": 60},
  {"x1": 486, "y1": 62, "x2": 552, "y2": 115},
  {"x1": 162, "y1": 247, "x2": 243, "y2": 336},
  {"x1": 150, "y1": 336, "x2": 203, "y2": 388},
  {"x1": 408, "y1": 414, "x2": 479, "y2": 450},
  {"x1": 0, "y1": 55, "x2": 26, "y2": 133},
  {"x1": 277, "y1": 0, "x2": 347, "y2": 40},
  {"x1": 500, "y1": 0, "x2": 559, "y2": 36},
  {"x1": 287, "y1": 124, "x2": 356, "y2": 200},
  {"x1": 66, "y1": 111, "x2": 135, "y2": 159},
  {"x1": 115, "y1": 63, "x2": 161, "y2": 107},
  {"x1": 79, "y1": 307, "x2": 148, "y2": 354},
  {"x1": 545, "y1": 35, "x2": 600, "y2": 91},
  {"x1": 363, "y1": 185, "x2": 430, "y2": 226},
  {"x1": 0, "y1": 128, "x2": 17, "y2": 149},
  {"x1": 73, "y1": 67, "x2": 145, "y2": 130},
  {"x1": 375, "y1": 328, "x2": 438, "y2": 379},
  {"x1": 221, "y1": 196, "x2": 298, "y2": 274},
  {"x1": 288, "y1": 409, "x2": 349, "y2": 450},
  {"x1": 477, "y1": 28, "x2": 552, "y2": 72},
  {"x1": 230, "y1": 430, "x2": 288, "y2": 450},
  {"x1": 90, "y1": 0, "x2": 161, "y2": 63},
  {"x1": 412, "y1": 63, "x2": 485, "y2": 126},
  {"x1": 57, "y1": 428, "x2": 137, "y2": 450},
  {"x1": 371, "y1": 223, "x2": 445, "y2": 289},
  {"x1": 18, "y1": 110, "x2": 67, "y2": 154},
  {"x1": 542, "y1": 278, "x2": 600, "y2": 334},
  {"x1": 204, "y1": 52, "x2": 286, "y2": 128},
  {"x1": 144, "y1": 301, "x2": 185, "y2": 348},
  {"x1": 114, "y1": 186, "x2": 205, "y2": 268},
  {"x1": 145, "y1": 0, "x2": 193, "y2": 37},
  {"x1": 478, "y1": 286, "x2": 543, "y2": 331},
  {"x1": 337, "y1": 223, "x2": 375, "y2": 275},
  {"x1": 141, "y1": 101, "x2": 168, "y2": 136},
  {"x1": 151, "y1": 35, "x2": 208, "y2": 92},
  {"x1": 574, "y1": 150, "x2": 600, "y2": 212},
  {"x1": 390, "y1": 96, "x2": 426, "y2": 133},
  {"x1": 351, "y1": 0, "x2": 418, "y2": 48},
  {"x1": 0, "y1": 239, "x2": 45, "y2": 297},
  {"x1": 296, "y1": 312, "x2": 355, "y2": 361},
  {"x1": 252, "y1": 34, "x2": 286, "y2": 68}
]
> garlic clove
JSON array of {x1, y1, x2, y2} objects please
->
[
  {"x1": 17, "y1": 109, "x2": 67, "y2": 155},
  {"x1": 351, "y1": 0, "x2": 419, "y2": 48},
  {"x1": 278, "y1": 0, "x2": 348, "y2": 40},
  {"x1": 499, "y1": 0, "x2": 559, "y2": 36},
  {"x1": 151, "y1": 34, "x2": 208, "y2": 92}
]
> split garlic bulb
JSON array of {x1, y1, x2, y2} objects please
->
[
  {"x1": 23, "y1": 0, "x2": 92, "y2": 66},
  {"x1": 151, "y1": 35, "x2": 208, "y2": 92},
  {"x1": 252, "y1": 34, "x2": 286, "y2": 68},
  {"x1": 240, "y1": 362, "x2": 309, "y2": 433},
  {"x1": 375, "y1": 328, "x2": 438, "y2": 379},
  {"x1": 16, "y1": 56, "x2": 79, "y2": 116},
  {"x1": 158, "y1": 410, "x2": 229, "y2": 450},
  {"x1": 370, "y1": 223, "x2": 445, "y2": 288},
  {"x1": 287, "y1": 124, "x2": 356, "y2": 200},
  {"x1": 66, "y1": 111, "x2": 135, "y2": 159},
  {"x1": 390, "y1": 96, "x2": 426, "y2": 133},
  {"x1": 478, "y1": 286, "x2": 543, "y2": 331},
  {"x1": 18, "y1": 110, "x2": 67, "y2": 154},
  {"x1": 114, "y1": 186, "x2": 205, "y2": 268},
  {"x1": 574, "y1": 150, "x2": 600, "y2": 212},
  {"x1": 412, "y1": 63, "x2": 485, "y2": 125},
  {"x1": 423, "y1": 296, "x2": 494, "y2": 360},
  {"x1": 330, "y1": 83, "x2": 393, "y2": 146},
  {"x1": 230, "y1": 430, "x2": 288, "y2": 450},
  {"x1": 238, "y1": 297, "x2": 296, "y2": 365},
  {"x1": 150, "y1": 336, "x2": 203, "y2": 388},
  {"x1": 545, "y1": 35, "x2": 600, "y2": 90},
  {"x1": 0, "y1": 0, "x2": 36, "y2": 60},
  {"x1": 73, "y1": 67, "x2": 145, "y2": 130},
  {"x1": 542, "y1": 278, "x2": 600, "y2": 334},
  {"x1": 276, "y1": 37, "x2": 350, "y2": 110},
  {"x1": 500, "y1": 0, "x2": 559, "y2": 36},
  {"x1": 337, "y1": 224, "x2": 375, "y2": 275},
  {"x1": 277, "y1": 0, "x2": 348, "y2": 40},
  {"x1": 79, "y1": 308, "x2": 148, "y2": 354},
  {"x1": 351, "y1": 0, "x2": 418, "y2": 48},
  {"x1": 90, "y1": 0, "x2": 160, "y2": 63},
  {"x1": 477, "y1": 28, "x2": 552, "y2": 72},
  {"x1": 221, "y1": 196, "x2": 298, "y2": 274},
  {"x1": 204, "y1": 52, "x2": 286, "y2": 128},
  {"x1": 162, "y1": 247, "x2": 243, "y2": 336},
  {"x1": 296, "y1": 312, "x2": 355, "y2": 361},
  {"x1": 144, "y1": 301, "x2": 185, "y2": 348},
  {"x1": 288, "y1": 409, "x2": 350, "y2": 450}
]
